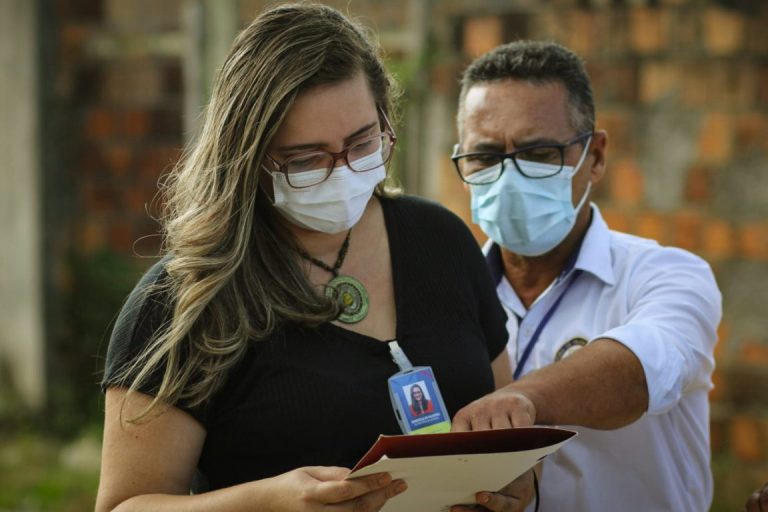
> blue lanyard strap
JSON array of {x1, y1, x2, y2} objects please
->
[{"x1": 513, "y1": 269, "x2": 583, "y2": 380}]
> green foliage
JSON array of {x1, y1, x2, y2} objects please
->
[
  {"x1": 47, "y1": 250, "x2": 147, "y2": 436},
  {"x1": 0, "y1": 430, "x2": 100, "y2": 511},
  {"x1": 711, "y1": 453, "x2": 767, "y2": 511}
]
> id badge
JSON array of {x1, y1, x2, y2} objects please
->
[{"x1": 388, "y1": 366, "x2": 451, "y2": 434}]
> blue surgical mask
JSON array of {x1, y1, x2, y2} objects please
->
[{"x1": 470, "y1": 138, "x2": 592, "y2": 256}]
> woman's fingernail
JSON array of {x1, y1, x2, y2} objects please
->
[
  {"x1": 394, "y1": 480, "x2": 407, "y2": 494},
  {"x1": 478, "y1": 493, "x2": 490, "y2": 504},
  {"x1": 378, "y1": 474, "x2": 391, "y2": 486}
]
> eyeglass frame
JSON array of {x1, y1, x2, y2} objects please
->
[
  {"x1": 264, "y1": 109, "x2": 397, "y2": 189},
  {"x1": 451, "y1": 131, "x2": 594, "y2": 184}
]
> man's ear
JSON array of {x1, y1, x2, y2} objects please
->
[{"x1": 589, "y1": 129, "x2": 608, "y2": 185}]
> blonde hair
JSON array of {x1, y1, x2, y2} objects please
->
[{"x1": 116, "y1": 3, "x2": 399, "y2": 422}]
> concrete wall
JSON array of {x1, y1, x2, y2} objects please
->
[{"x1": 0, "y1": 0, "x2": 45, "y2": 409}]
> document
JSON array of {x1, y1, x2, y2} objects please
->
[{"x1": 349, "y1": 427, "x2": 576, "y2": 512}]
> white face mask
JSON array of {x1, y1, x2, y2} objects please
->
[{"x1": 269, "y1": 151, "x2": 386, "y2": 233}]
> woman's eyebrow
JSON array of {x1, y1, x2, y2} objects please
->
[
  {"x1": 344, "y1": 121, "x2": 378, "y2": 142},
  {"x1": 276, "y1": 121, "x2": 378, "y2": 152}
]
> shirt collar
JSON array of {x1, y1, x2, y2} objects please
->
[
  {"x1": 483, "y1": 203, "x2": 616, "y2": 287},
  {"x1": 574, "y1": 204, "x2": 616, "y2": 286}
]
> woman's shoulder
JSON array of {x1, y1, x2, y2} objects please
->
[
  {"x1": 382, "y1": 192, "x2": 450, "y2": 213},
  {"x1": 381, "y1": 193, "x2": 470, "y2": 234},
  {"x1": 115, "y1": 257, "x2": 172, "y2": 328},
  {"x1": 105, "y1": 256, "x2": 174, "y2": 371}
]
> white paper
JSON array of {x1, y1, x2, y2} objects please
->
[{"x1": 349, "y1": 434, "x2": 572, "y2": 512}]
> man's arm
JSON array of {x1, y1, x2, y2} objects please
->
[
  {"x1": 454, "y1": 338, "x2": 647, "y2": 430},
  {"x1": 455, "y1": 247, "x2": 721, "y2": 431}
]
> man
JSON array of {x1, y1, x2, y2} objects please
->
[
  {"x1": 451, "y1": 41, "x2": 721, "y2": 512},
  {"x1": 746, "y1": 482, "x2": 768, "y2": 511}
]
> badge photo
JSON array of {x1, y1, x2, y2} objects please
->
[{"x1": 388, "y1": 367, "x2": 450, "y2": 434}]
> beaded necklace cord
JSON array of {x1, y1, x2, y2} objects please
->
[
  {"x1": 297, "y1": 229, "x2": 351, "y2": 278},
  {"x1": 298, "y1": 229, "x2": 370, "y2": 324}
]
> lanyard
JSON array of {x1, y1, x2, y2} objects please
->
[
  {"x1": 388, "y1": 340, "x2": 413, "y2": 372},
  {"x1": 514, "y1": 269, "x2": 583, "y2": 380}
]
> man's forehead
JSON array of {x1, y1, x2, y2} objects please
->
[
  {"x1": 463, "y1": 79, "x2": 568, "y2": 117},
  {"x1": 460, "y1": 79, "x2": 572, "y2": 142}
]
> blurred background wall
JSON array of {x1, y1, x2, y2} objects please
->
[{"x1": 1, "y1": 0, "x2": 766, "y2": 509}]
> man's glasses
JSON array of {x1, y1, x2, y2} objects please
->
[
  {"x1": 451, "y1": 132, "x2": 593, "y2": 185},
  {"x1": 266, "y1": 113, "x2": 397, "y2": 189}
]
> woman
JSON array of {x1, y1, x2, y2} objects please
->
[
  {"x1": 96, "y1": 4, "x2": 528, "y2": 511},
  {"x1": 409, "y1": 384, "x2": 434, "y2": 417}
]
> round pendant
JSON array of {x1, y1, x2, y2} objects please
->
[{"x1": 326, "y1": 274, "x2": 369, "y2": 324}]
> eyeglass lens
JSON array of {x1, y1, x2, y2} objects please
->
[
  {"x1": 284, "y1": 134, "x2": 392, "y2": 188},
  {"x1": 457, "y1": 145, "x2": 565, "y2": 184}
]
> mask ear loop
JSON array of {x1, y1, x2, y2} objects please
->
[
  {"x1": 565, "y1": 135, "x2": 593, "y2": 178},
  {"x1": 569, "y1": 136, "x2": 594, "y2": 214},
  {"x1": 574, "y1": 181, "x2": 592, "y2": 213}
]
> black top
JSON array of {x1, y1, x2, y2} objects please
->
[{"x1": 102, "y1": 194, "x2": 507, "y2": 491}]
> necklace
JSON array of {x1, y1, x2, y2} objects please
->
[{"x1": 298, "y1": 229, "x2": 369, "y2": 324}]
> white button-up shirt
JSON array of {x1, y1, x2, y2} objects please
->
[{"x1": 486, "y1": 205, "x2": 721, "y2": 512}]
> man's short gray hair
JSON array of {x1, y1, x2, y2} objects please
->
[{"x1": 458, "y1": 40, "x2": 595, "y2": 135}]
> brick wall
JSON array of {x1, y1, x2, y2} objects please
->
[
  {"x1": 440, "y1": 2, "x2": 768, "y2": 508},
  {"x1": 42, "y1": 0, "x2": 185, "y2": 432},
  {"x1": 53, "y1": 0, "x2": 184, "y2": 258},
  {"x1": 42, "y1": 0, "x2": 767, "y2": 507}
]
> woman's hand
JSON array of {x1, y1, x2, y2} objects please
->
[
  {"x1": 98, "y1": 389, "x2": 407, "y2": 511},
  {"x1": 263, "y1": 466, "x2": 407, "y2": 511},
  {"x1": 449, "y1": 469, "x2": 534, "y2": 512}
]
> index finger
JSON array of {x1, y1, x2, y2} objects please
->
[
  {"x1": 451, "y1": 408, "x2": 474, "y2": 432},
  {"x1": 451, "y1": 418, "x2": 472, "y2": 432}
]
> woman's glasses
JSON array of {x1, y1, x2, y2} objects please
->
[{"x1": 266, "y1": 113, "x2": 397, "y2": 189}]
